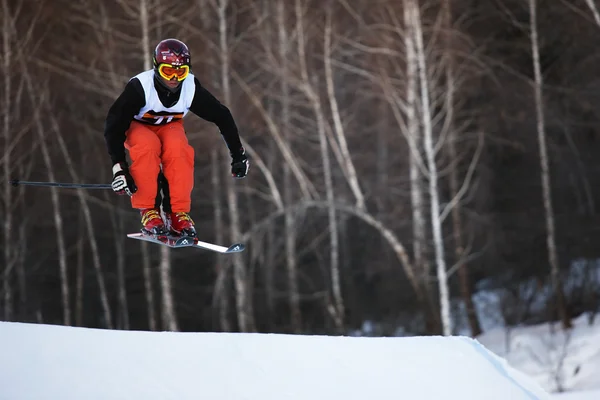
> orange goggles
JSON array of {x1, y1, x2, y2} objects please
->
[{"x1": 158, "y1": 63, "x2": 189, "y2": 81}]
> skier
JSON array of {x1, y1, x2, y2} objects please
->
[{"x1": 104, "y1": 38, "x2": 248, "y2": 238}]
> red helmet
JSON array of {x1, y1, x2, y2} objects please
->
[{"x1": 153, "y1": 38, "x2": 191, "y2": 69}]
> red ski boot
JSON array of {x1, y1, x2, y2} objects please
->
[
  {"x1": 140, "y1": 208, "x2": 167, "y2": 235},
  {"x1": 167, "y1": 212, "x2": 197, "y2": 237}
]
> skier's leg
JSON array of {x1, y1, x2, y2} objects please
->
[
  {"x1": 124, "y1": 121, "x2": 162, "y2": 210},
  {"x1": 157, "y1": 121, "x2": 195, "y2": 235},
  {"x1": 156, "y1": 121, "x2": 194, "y2": 213}
]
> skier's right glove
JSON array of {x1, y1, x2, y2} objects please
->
[
  {"x1": 230, "y1": 147, "x2": 249, "y2": 179},
  {"x1": 111, "y1": 162, "x2": 137, "y2": 196}
]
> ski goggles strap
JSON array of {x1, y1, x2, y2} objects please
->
[{"x1": 158, "y1": 63, "x2": 189, "y2": 81}]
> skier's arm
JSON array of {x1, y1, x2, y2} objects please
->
[
  {"x1": 188, "y1": 77, "x2": 244, "y2": 157},
  {"x1": 104, "y1": 78, "x2": 146, "y2": 165}
]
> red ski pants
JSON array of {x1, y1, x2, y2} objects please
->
[{"x1": 124, "y1": 120, "x2": 195, "y2": 212}]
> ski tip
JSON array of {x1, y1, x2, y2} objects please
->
[{"x1": 225, "y1": 243, "x2": 245, "y2": 253}]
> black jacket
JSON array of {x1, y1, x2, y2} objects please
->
[{"x1": 104, "y1": 74, "x2": 243, "y2": 165}]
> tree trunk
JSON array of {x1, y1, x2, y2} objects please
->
[
  {"x1": 324, "y1": 7, "x2": 365, "y2": 211},
  {"x1": 295, "y1": 0, "x2": 343, "y2": 331},
  {"x1": 141, "y1": 241, "x2": 157, "y2": 331},
  {"x1": 277, "y1": 0, "x2": 302, "y2": 333},
  {"x1": 76, "y1": 215, "x2": 85, "y2": 326},
  {"x1": 48, "y1": 115, "x2": 113, "y2": 328},
  {"x1": 443, "y1": 0, "x2": 481, "y2": 337},
  {"x1": 16, "y1": 221, "x2": 27, "y2": 320},
  {"x1": 402, "y1": 1, "x2": 439, "y2": 334},
  {"x1": 218, "y1": 0, "x2": 255, "y2": 332},
  {"x1": 159, "y1": 247, "x2": 178, "y2": 331},
  {"x1": 139, "y1": 0, "x2": 150, "y2": 70},
  {"x1": 2, "y1": 0, "x2": 13, "y2": 321},
  {"x1": 411, "y1": 0, "x2": 452, "y2": 335},
  {"x1": 211, "y1": 148, "x2": 231, "y2": 331},
  {"x1": 30, "y1": 83, "x2": 71, "y2": 326},
  {"x1": 113, "y1": 214, "x2": 129, "y2": 330},
  {"x1": 529, "y1": 0, "x2": 571, "y2": 330}
]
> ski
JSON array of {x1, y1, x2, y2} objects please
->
[{"x1": 127, "y1": 232, "x2": 245, "y2": 254}]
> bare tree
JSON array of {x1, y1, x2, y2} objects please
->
[
  {"x1": 293, "y1": 0, "x2": 344, "y2": 331},
  {"x1": 1, "y1": 0, "x2": 45, "y2": 321},
  {"x1": 112, "y1": 206, "x2": 130, "y2": 330},
  {"x1": 75, "y1": 216, "x2": 85, "y2": 326},
  {"x1": 1, "y1": 0, "x2": 14, "y2": 321},
  {"x1": 48, "y1": 118, "x2": 113, "y2": 328},
  {"x1": 211, "y1": 149, "x2": 231, "y2": 331},
  {"x1": 216, "y1": 0, "x2": 255, "y2": 332},
  {"x1": 529, "y1": 0, "x2": 571, "y2": 330},
  {"x1": 397, "y1": 1, "x2": 438, "y2": 333},
  {"x1": 276, "y1": 0, "x2": 302, "y2": 332},
  {"x1": 408, "y1": 0, "x2": 452, "y2": 335},
  {"x1": 24, "y1": 76, "x2": 71, "y2": 326},
  {"x1": 140, "y1": 241, "x2": 157, "y2": 331},
  {"x1": 323, "y1": 5, "x2": 365, "y2": 211},
  {"x1": 442, "y1": 0, "x2": 482, "y2": 337},
  {"x1": 584, "y1": 0, "x2": 600, "y2": 25}
]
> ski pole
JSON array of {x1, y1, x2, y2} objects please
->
[{"x1": 9, "y1": 179, "x2": 112, "y2": 189}]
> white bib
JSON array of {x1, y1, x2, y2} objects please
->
[{"x1": 132, "y1": 69, "x2": 195, "y2": 125}]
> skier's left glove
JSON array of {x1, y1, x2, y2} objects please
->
[
  {"x1": 231, "y1": 147, "x2": 249, "y2": 179},
  {"x1": 111, "y1": 162, "x2": 137, "y2": 196}
]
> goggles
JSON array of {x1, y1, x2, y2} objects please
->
[{"x1": 157, "y1": 63, "x2": 189, "y2": 81}]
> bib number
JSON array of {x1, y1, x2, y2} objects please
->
[{"x1": 138, "y1": 112, "x2": 184, "y2": 125}]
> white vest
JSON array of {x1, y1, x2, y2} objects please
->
[{"x1": 132, "y1": 69, "x2": 195, "y2": 125}]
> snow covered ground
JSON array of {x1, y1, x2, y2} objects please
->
[
  {"x1": 0, "y1": 321, "x2": 552, "y2": 400},
  {"x1": 1, "y1": 313, "x2": 599, "y2": 399},
  {"x1": 552, "y1": 390, "x2": 600, "y2": 399},
  {"x1": 476, "y1": 312, "x2": 600, "y2": 399}
]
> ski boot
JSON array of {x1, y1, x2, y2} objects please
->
[
  {"x1": 140, "y1": 208, "x2": 167, "y2": 236},
  {"x1": 167, "y1": 211, "x2": 197, "y2": 238}
]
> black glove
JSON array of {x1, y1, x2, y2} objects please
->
[
  {"x1": 231, "y1": 148, "x2": 249, "y2": 179},
  {"x1": 111, "y1": 162, "x2": 137, "y2": 196}
]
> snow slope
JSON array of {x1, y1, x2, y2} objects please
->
[
  {"x1": 477, "y1": 313, "x2": 600, "y2": 394},
  {"x1": 552, "y1": 390, "x2": 600, "y2": 399},
  {"x1": 0, "y1": 322, "x2": 551, "y2": 400}
]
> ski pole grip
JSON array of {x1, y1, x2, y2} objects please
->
[{"x1": 10, "y1": 179, "x2": 19, "y2": 187}]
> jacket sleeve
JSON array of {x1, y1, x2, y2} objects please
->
[
  {"x1": 188, "y1": 77, "x2": 244, "y2": 157},
  {"x1": 104, "y1": 78, "x2": 146, "y2": 165}
]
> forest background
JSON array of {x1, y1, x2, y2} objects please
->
[{"x1": 3, "y1": 0, "x2": 600, "y2": 338}]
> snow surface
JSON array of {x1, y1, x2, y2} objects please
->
[
  {"x1": 0, "y1": 322, "x2": 553, "y2": 400},
  {"x1": 552, "y1": 390, "x2": 600, "y2": 399},
  {"x1": 477, "y1": 313, "x2": 600, "y2": 394}
]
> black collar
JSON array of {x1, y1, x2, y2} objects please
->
[{"x1": 153, "y1": 73, "x2": 182, "y2": 108}]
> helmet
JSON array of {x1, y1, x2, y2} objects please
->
[
  {"x1": 152, "y1": 39, "x2": 191, "y2": 89},
  {"x1": 153, "y1": 38, "x2": 191, "y2": 69}
]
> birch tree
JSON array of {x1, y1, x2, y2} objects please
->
[
  {"x1": 1, "y1": 0, "x2": 44, "y2": 321},
  {"x1": 211, "y1": 149, "x2": 231, "y2": 331},
  {"x1": 1, "y1": 0, "x2": 15, "y2": 321},
  {"x1": 441, "y1": 0, "x2": 482, "y2": 337},
  {"x1": 400, "y1": 1, "x2": 437, "y2": 332},
  {"x1": 323, "y1": 4, "x2": 365, "y2": 211},
  {"x1": 528, "y1": 0, "x2": 571, "y2": 330},
  {"x1": 294, "y1": 0, "x2": 344, "y2": 331},
  {"x1": 196, "y1": 0, "x2": 230, "y2": 332},
  {"x1": 277, "y1": 0, "x2": 302, "y2": 332},
  {"x1": 24, "y1": 75, "x2": 72, "y2": 326},
  {"x1": 216, "y1": 0, "x2": 255, "y2": 332},
  {"x1": 407, "y1": 0, "x2": 453, "y2": 335}
]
